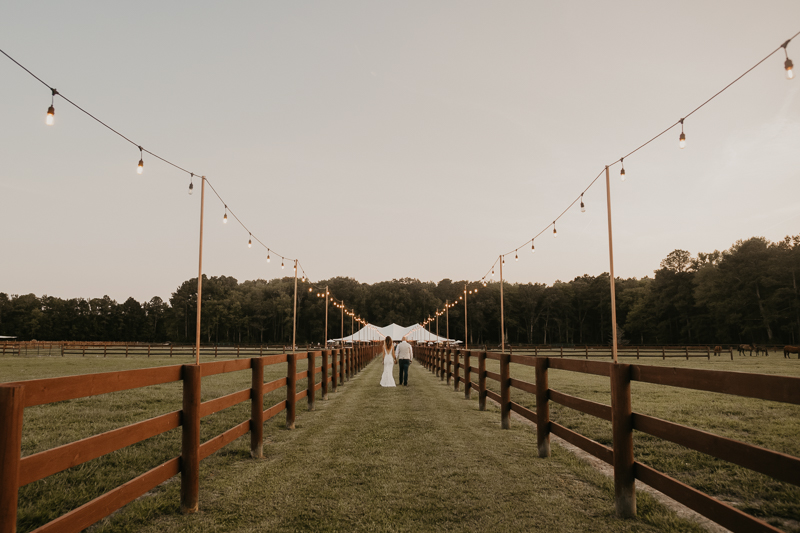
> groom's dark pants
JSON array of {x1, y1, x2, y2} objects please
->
[{"x1": 398, "y1": 359, "x2": 411, "y2": 386}]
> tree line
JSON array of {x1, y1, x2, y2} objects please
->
[{"x1": 2, "y1": 235, "x2": 799, "y2": 346}]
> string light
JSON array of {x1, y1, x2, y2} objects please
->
[
  {"x1": 553, "y1": 221, "x2": 557, "y2": 238},
  {"x1": 188, "y1": 173, "x2": 194, "y2": 195},
  {"x1": 580, "y1": 195, "x2": 585, "y2": 213},
  {"x1": 620, "y1": 158, "x2": 626, "y2": 181},
  {"x1": 46, "y1": 88, "x2": 57, "y2": 126},
  {"x1": 281, "y1": 260, "x2": 285, "y2": 269},
  {"x1": 137, "y1": 146, "x2": 144, "y2": 174},
  {"x1": 248, "y1": 234, "x2": 252, "y2": 248},
  {"x1": 223, "y1": 206, "x2": 228, "y2": 223},
  {"x1": 491, "y1": 269, "x2": 494, "y2": 277},
  {"x1": 531, "y1": 240, "x2": 535, "y2": 253},
  {"x1": 784, "y1": 40, "x2": 794, "y2": 79},
  {"x1": 515, "y1": 251, "x2": 518, "y2": 261},
  {"x1": 267, "y1": 252, "x2": 270, "y2": 262},
  {"x1": 679, "y1": 119, "x2": 686, "y2": 149}
]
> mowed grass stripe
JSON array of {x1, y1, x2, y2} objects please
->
[{"x1": 94, "y1": 359, "x2": 702, "y2": 532}]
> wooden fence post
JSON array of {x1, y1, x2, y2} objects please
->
[
  {"x1": 331, "y1": 349, "x2": 338, "y2": 392},
  {"x1": 286, "y1": 353, "x2": 297, "y2": 430},
  {"x1": 453, "y1": 349, "x2": 460, "y2": 391},
  {"x1": 500, "y1": 352, "x2": 511, "y2": 429},
  {"x1": 340, "y1": 348, "x2": 346, "y2": 384},
  {"x1": 478, "y1": 351, "x2": 487, "y2": 411},
  {"x1": 610, "y1": 363, "x2": 636, "y2": 518},
  {"x1": 0, "y1": 385, "x2": 24, "y2": 533},
  {"x1": 322, "y1": 350, "x2": 329, "y2": 400},
  {"x1": 308, "y1": 352, "x2": 316, "y2": 411},
  {"x1": 446, "y1": 349, "x2": 452, "y2": 385},
  {"x1": 181, "y1": 364, "x2": 201, "y2": 514},
  {"x1": 464, "y1": 351, "x2": 471, "y2": 400},
  {"x1": 535, "y1": 357, "x2": 550, "y2": 458},
  {"x1": 251, "y1": 357, "x2": 264, "y2": 459}
]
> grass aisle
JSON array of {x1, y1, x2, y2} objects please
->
[{"x1": 101, "y1": 360, "x2": 703, "y2": 533}]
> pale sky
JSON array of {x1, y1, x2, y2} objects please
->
[{"x1": 2, "y1": 2, "x2": 799, "y2": 303}]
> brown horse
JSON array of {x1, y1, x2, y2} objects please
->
[
  {"x1": 783, "y1": 345, "x2": 800, "y2": 359},
  {"x1": 738, "y1": 344, "x2": 753, "y2": 356},
  {"x1": 754, "y1": 345, "x2": 769, "y2": 356},
  {"x1": 713, "y1": 345, "x2": 722, "y2": 356}
]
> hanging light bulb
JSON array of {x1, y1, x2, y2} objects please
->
[
  {"x1": 515, "y1": 252, "x2": 518, "y2": 261},
  {"x1": 502, "y1": 257, "x2": 505, "y2": 264},
  {"x1": 553, "y1": 221, "x2": 558, "y2": 238},
  {"x1": 248, "y1": 234, "x2": 252, "y2": 248},
  {"x1": 474, "y1": 288, "x2": 478, "y2": 293},
  {"x1": 620, "y1": 158, "x2": 626, "y2": 181},
  {"x1": 267, "y1": 252, "x2": 271, "y2": 262},
  {"x1": 679, "y1": 119, "x2": 686, "y2": 149},
  {"x1": 580, "y1": 194, "x2": 585, "y2": 213},
  {"x1": 491, "y1": 269, "x2": 495, "y2": 277},
  {"x1": 783, "y1": 41, "x2": 794, "y2": 79},
  {"x1": 531, "y1": 240, "x2": 535, "y2": 253},
  {"x1": 188, "y1": 174, "x2": 194, "y2": 195},
  {"x1": 308, "y1": 287, "x2": 312, "y2": 292},
  {"x1": 137, "y1": 146, "x2": 144, "y2": 174},
  {"x1": 46, "y1": 88, "x2": 57, "y2": 125},
  {"x1": 223, "y1": 207, "x2": 228, "y2": 223},
  {"x1": 281, "y1": 260, "x2": 285, "y2": 269}
]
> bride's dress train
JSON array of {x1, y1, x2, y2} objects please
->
[{"x1": 380, "y1": 349, "x2": 395, "y2": 387}]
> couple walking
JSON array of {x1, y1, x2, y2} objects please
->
[{"x1": 379, "y1": 336, "x2": 413, "y2": 387}]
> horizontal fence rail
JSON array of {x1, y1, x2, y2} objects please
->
[
  {"x1": 0, "y1": 341, "x2": 353, "y2": 358},
  {"x1": 417, "y1": 346, "x2": 800, "y2": 533},
  {"x1": 0, "y1": 343, "x2": 381, "y2": 533}
]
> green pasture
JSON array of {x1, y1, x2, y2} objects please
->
[
  {"x1": 477, "y1": 355, "x2": 800, "y2": 532},
  {"x1": 1, "y1": 354, "x2": 313, "y2": 532},
  {"x1": 1, "y1": 353, "x2": 798, "y2": 532}
]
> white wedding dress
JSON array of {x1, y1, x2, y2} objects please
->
[{"x1": 380, "y1": 347, "x2": 396, "y2": 387}]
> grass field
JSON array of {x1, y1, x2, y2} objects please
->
[
  {"x1": 474, "y1": 354, "x2": 800, "y2": 532},
  {"x1": 2, "y1": 353, "x2": 798, "y2": 532},
  {"x1": 1, "y1": 354, "x2": 311, "y2": 532}
]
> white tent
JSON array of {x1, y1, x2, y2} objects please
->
[{"x1": 329, "y1": 323, "x2": 456, "y2": 344}]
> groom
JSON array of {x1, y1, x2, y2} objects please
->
[{"x1": 396, "y1": 337, "x2": 413, "y2": 386}]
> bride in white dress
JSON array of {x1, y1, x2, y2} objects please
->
[{"x1": 379, "y1": 336, "x2": 397, "y2": 387}]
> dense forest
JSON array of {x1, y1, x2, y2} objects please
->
[{"x1": 2, "y1": 236, "x2": 799, "y2": 346}]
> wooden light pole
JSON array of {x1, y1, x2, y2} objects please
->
[
  {"x1": 500, "y1": 255, "x2": 505, "y2": 353},
  {"x1": 463, "y1": 284, "x2": 469, "y2": 351},
  {"x1": 292, "y1": 259, "x2": 298, "y2": 353},
  {"x1": 446, "y1": 300, "x2": 449, "y2": 342},
  {"x1": 194, "y1": 176, "x2": 206, "y2": 366},
  {"x1": 324, "y1": 286, "x2": 329, "y2": 346},
  {"x1": 605, "y1": 165, "x2": 619, "y2": 363}
]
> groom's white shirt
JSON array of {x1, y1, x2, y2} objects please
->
[{"x1": 395, "y1": 341, "x2": 413, "y2": 360}]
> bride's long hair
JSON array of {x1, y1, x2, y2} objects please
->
[{"x1": 384, "y1": 336, "x2": 393, "y2": 352}]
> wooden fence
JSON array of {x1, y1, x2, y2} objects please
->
[
  {"x1": 0, "y1": 342, "x2": 329, "y2": 358},
  {"x1": 0, "y1": 343, "x2": 381, "y2": 533},
  {"x1": 417, "y1": 346, "x2": 800, "y2": 533},
  {"x1": 478, "y1": 344, "x2": 782, "y2": 360}
]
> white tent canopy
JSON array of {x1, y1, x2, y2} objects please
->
[{"x1": 329, "y1": 323, "x2": 457, "y2": 344}]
